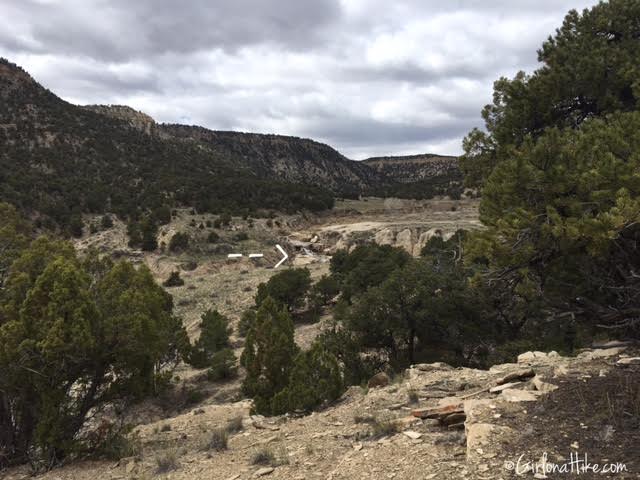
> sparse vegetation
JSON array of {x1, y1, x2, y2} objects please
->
[
  {"x1": 367, "y1": 417, "x2": 400, "y2": 439},
  {"x1": 250, "y1": 446, "x2": 288, "y2": 467},
  {"x1": 225, "y1": 416, "x2": 244, "y2": 434},
  {"x1": 155, "y1": 449, "x2": 179, "y2": 473},
  {"x1": 169, "y1": 232, "x2": 190, "y2": 252},
  {"x1": 163, "y1": 270, "x2": 185, "y2": 287},
  {"x1": 204, "y1": 428, "x2": 228, "y2": 451}
]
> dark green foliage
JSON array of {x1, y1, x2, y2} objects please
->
[
  {"x1": 163, "y1": 271, "x2": 184, "y2": 287},
  {"x1": 309, "y1": 274, "x2": 340, "y2": 310},
  {"x1": 127, "y1": 217, "x2": 158, "y2": 251},
  {"x1": 207, "y1": 231, "x2": 219, "y2": 243},
  {"x1": 153, "y1": 205, "x2": 172, "y2": 225},
  {"x1": 238, "y1": 309, "x2": 256, "y2": 337},
  {"x1": 189, "y1": 310, "x2": 232, "y2": 369},
  {"x1": 344, "y1": 258, "x2": 485, "y2": 368},
  {"x1": 240, "y1": 298, "x2": 298, "y2": 415},
  {"x1": 460, "y1": 1, "x2": 640, "y2": 187},
  {"x1": 314, "y1": 326, "x2": 378, "y2": 387},
  {"x1": 459, "y1": 2, "x2": 640, "y2": 338},
  {"x1": 0, "y1": 58, "x2": 335, "y2": 237},
  {"x1": 233, "y1": 232, "x2": 249, "y2": 241},
  {"x1": 69, "y1": 214, "x2": 83, "y2": 238},
  {"x1": 330, "y1": 244, "x2": 411, "y2": 302},
  {"x1": 420, "y1": 230, "x2": 467, "y2": 264},
  {"x1": 219, "y1": 213, "x2": 232, "y2": 227},
  {"x1": 140, "y1": 217, "x2": 158, "y2": 251},
  {"x1": 168, "y1": 232, "x2": 190, "y2": 252},
  {"x1": 0, "y1": 203, "x2": 30, "y2": 292},
  {"x1": 207, "y1": 348, "x2": 237, "y2": 381},
  {"x1": 0, "y1": 236, "x2": 188, "y2": 467},
  {"x1": 271, "y1": 343, "x2": 343, "y2": 414},
  {"x1": 255, "y1": 268, "x2": 311, "y2": 310}
]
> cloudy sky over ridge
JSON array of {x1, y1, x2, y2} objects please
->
[{"x1": 0, "y1": 0, "x2": 596, "y2": 158}]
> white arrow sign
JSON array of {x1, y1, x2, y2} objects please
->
[{"x1": 274, "y1": 244, "x2": 289, "y2": 268}]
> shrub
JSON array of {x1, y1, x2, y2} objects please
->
[
  {"x1": 368, "y1": 417, "x2": 400, "y2": 439},
  {"x1": 219, "y1": 213, "x2": 232, "y2": 227},
  {"x1": 271, "y1": 343, "x2": 344, "y2": 414},
  {"x1": 100, "y1": 214, "x2": 114, "y2": 229},
  {"x1": 255, "y1": 268, "x2": 311, "y2": 310},
  {"x1": 233, "y1": 232, "x2": 249, "y2": 242},
  {"x1": 0, "y1": 239, "x2": 189, "y2": 467},
  {"x1": 163, "y1": 270, "x2": 184, "y2": 287},
  {"x1": 155, "y1": 450, "x2": 179, "y2": 473},
  {"x1": 204, "y1": 428, "x2": 228, "y2": 451},
  {"x1": 69, "y1": 214, "x2": 83, "y2": 238},
  {"x1": 207, "y1": 231, "x2": 220, "y2": 243},
  {"x1": 207, "y1": 348, "x2": 237, "y2": 381},
  {"x1": 153, "y1": 205, "x2": 172, "y2": 225},
  {"x1": 225, "y1": 416, "x2": 244, "y2": 434},
  {"x1": 169, "y1": 232, "x2": 190, "y2": 252},
  {"x1": 250, "y1": 447, "x2": 277, "y2": 466}
]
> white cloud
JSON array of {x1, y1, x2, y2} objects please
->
[{"x1": 0, "y1": 0, "x2": 597, "y2": 158}]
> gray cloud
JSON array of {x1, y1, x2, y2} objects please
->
[{"x1": 0, "y1": 0, "x2": 597, "y2": 158}]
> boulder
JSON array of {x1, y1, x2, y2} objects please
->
[
  {"x1": 616, "y1": 357, "x2": 640, "y2": 367},
  {"x1": 494, "y1": 368, "x2": 535, "y2": 385},
  {"x1": 517, "y1": 351, "x2": 548, "y2": 364},
  {"x1": 367, "y1": 372, "x2": 391, "y2": 388},
  {"x1": 578, "y1": 347, "x2": 627, "y2": 361},
  {"x1": 412, "y1": 362, "x2": 453, "y2": 372}
]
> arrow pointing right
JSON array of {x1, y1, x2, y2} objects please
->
[{"x1": 274, "y1": 244, "x2": 289, "y2": 268}]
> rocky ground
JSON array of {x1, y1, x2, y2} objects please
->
[{"x1": 4, "y1": 346, "x2": 638, "y2": 480}]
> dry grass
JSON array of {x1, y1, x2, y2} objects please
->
[
  {"x1": 155, "y1": 449, "x2": 179, "y2": 473},
  {"x1": 203, "y1": 428, "x2": 228, "y2": 451}
]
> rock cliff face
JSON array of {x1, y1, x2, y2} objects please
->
[
  {"x1": 82, "y1": 105, "x2": 156, "y2": 135},
  {"x1": 363, "y1": 154, "x2": 460, "y2": 183}
]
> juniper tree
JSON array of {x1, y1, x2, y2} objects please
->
[
  {"x1": 189, "y1": 309, "x2": 232, "y2": 369},
  {"x1": 240, "y1": 297, "x2": 298, "y2": 415}
]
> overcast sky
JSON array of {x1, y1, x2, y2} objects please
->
[{"x1": 1, "y1": 0, "x2": 596, "y2": 159}]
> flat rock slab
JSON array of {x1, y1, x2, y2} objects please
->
[
  {"x1": 495, "y1": 368, "x2": 535, "y2": 385},
  {"x1": 402, "y1": 430, "x2": 422, "y2": 439},
  {"x1": 254, "y1": 467, "x2": 275, "y2": 477},
  {"x1": 501, "y1": 389, "x2": 539, "y2": 402},
  {"x1": 489, "y1": 381, "x2": 522, "y2": 393},
  {"x1": 616, "y1": 357, "x2": 640, "y2": 367},
  {"x1": 412, "y1": 403, "x2": 463, "y2": 419}
]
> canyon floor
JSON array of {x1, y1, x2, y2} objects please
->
[{"x1": 4, "y1": 197, "x2": 638, "y2": 480}]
